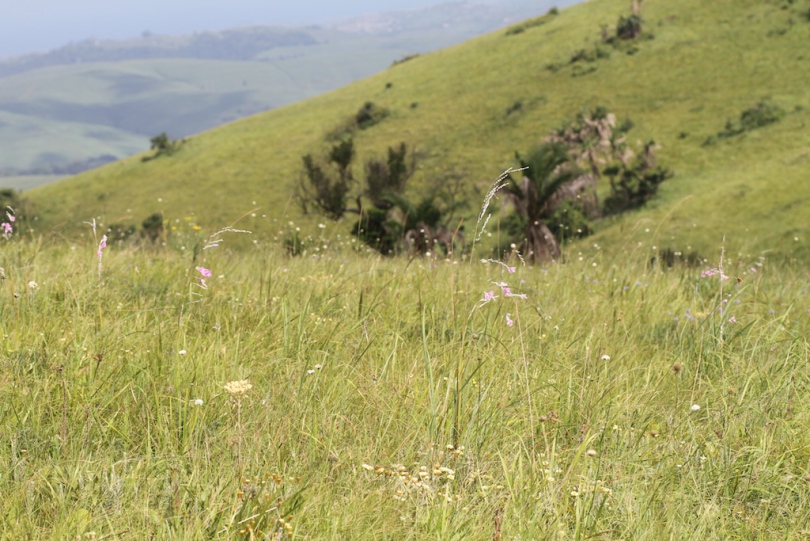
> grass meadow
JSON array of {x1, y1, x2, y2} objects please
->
[{"x1": 1, "y1": 221, "x2": 809, "y2": 540}]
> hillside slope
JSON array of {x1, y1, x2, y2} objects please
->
[
  {"x1": 26, "y1": 0, "x2": 810, "y2": 261},
  {"x1": 0, "y1": 0, "x2": 569, "y2": 175}
]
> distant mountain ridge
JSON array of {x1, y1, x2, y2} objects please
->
[
  {"x1": 0, "y1": 0, "x2": 569, "y2": 77},
  {"x1": 0, "y1": 27, "x2": 317, "y2": 78}
]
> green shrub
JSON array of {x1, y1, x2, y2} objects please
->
[
  {"x1": 740, "y1": 101, "x2": 786, "y2": 130},
  {"x1": 105, "y1": 223, "x2": 137, "y2": 244},
  {"x1": 603, "y1": 141, "x2": 673, "y2": 214},
  {"x1": 355, "y1": 102, "x2": 389, "y2": 130},
  {"x1": 141, "y1": 212, "x2": 164, "y2": 242},
  {"x1": 704, "y1": 101, "x2": 786, "y2": 144},
  {"x1": 651, "y1": 248, "x2": 703, "y2": 268},
  {"x1": 616, "y1": 14, "x2": 643, "y2": 40},
  {"x1": 142, "y1": 133, "x2": 183, "y2": 161},
  {"x1": 504, "y1": 100, "x2": 523, "y2": 117},
  {"x1": 548, "y1": 200, "x2": 593, "y2": 242}
]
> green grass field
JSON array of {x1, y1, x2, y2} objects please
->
[
  {"x1": 0, "y1": 230, "x2": 808, "y2": 539},
  {"x1": 3, "y1": 2, "x2": 810, "y2": 537}
]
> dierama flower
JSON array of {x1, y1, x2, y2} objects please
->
[
  {"x1": 701, "y1": 268, "x2": 728, "y2": 281},
  {"x1": 480, "y1": 290, "x2": 496, "y2": 304},
  {"x1": 491, "y1": 281, "x2": 528, "y2": 299},
  {"x1": 195, "y1": 266, "x2": 212, "y2": 289},
  {"x1": 506, "y1": 313, "x2": 514, "y2": 327},
  {"x1": 97, "y1": 235, "x2": 107, "y2": 259}
]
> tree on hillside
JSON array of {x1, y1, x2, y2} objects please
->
[
  {"x1": 298, "y1": 138, "x2": 464, "y2": 255},
  {"x1": 503, "y1": 142, "x2": 590, "y2": 261},
  {"x1": 298, "y1": 138, "x2": 357, "y2": 220},
  {"x1": 603, "y1": 140, "x2": 672, "y2": 214},
  {"x1": 506, "y1": 107, "x2": 671, "y2": 261},
  {"x1": 547, "y1": 106, "x2": 630, "y2": 184},
  {"x1": 143, "y1": 132, "x2": 182, "y2": 161}
]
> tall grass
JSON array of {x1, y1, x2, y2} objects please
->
[{"x1": 0, "y1": 234, "x2": 808, "y2": 539}]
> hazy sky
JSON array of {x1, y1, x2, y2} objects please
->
[{"x1": 0, "y1": 0, "x2": 450, "y2": 59}]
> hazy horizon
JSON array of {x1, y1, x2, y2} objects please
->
[{"x1": 0, "y1": 0, "x2": 505, "y2": 60}]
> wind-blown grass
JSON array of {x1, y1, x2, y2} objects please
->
[{"x1": 1, "y1": 236, "x2": 808, "y2": 539}]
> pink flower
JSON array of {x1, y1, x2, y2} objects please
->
[
  {"x1": 6, "y1": 212, "x2": 15, "y2": 222},
  {"x1": 507, "y1": 266, "x2": 516, "y2": 274},
  {"x1": 491, "y1": 281, "x2": 528, "y2": 299},
  {"x1": 701, "y1": 268, "x2": 729, "y2": 281},
  {"x1": 506, "y1": 313, "x2": 514, "y2": 327},
  {"x1": 196, "y1": 266, "x2": 212, "y2": 278},
  {"x1": 483, "y1": 290, "x2": 495, "y2": 301},
  {"x1": 2, "y1": 222, "x2": 11, "y2": 234},
  {"x1": 97, "y1": 235, "x2": 107, "y2": 258}
]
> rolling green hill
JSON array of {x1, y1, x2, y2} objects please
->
[
  {"x1": 0, "y1": 0, "x2": 570, "y2": 176},
  {"x1": 25, "y1": 0, "x2": 810, "y2": 262}
]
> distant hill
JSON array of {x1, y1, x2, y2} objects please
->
[
  {"x1": 0, "y1": 27, "x2": 317, "y2": 78},
  {"x1": 0, "y1": 0, "x2": 572, "y2": 180},
  {"x1": 25, "y1": 0, "x2": 810, "y2": 263}
]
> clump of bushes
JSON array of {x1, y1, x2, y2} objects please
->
[
  {"x1": 355, "y1": 102, "x2": 389, "y2": 130},
  {"x1": 615, "y1": 14, "x2": 643, "y2": 40},
  {"x1": 141, "y1": 212, "x2": 165, "y2": 242},
  {"x1": 546, "y1": 45, "x2": 610, "y2": 73},
  {"x1": 297, "y1": 138, "x2": 465, "y2": 256},
  {"x1": 703, "y1": 101, "x2": 786, "y2": 145},
  {"x1": 142, "y1": 133, "x2": 183, "y2": 161},
  {"x1": 326, "y1": 102, "x2": 390, "y2": 141},
  {"x1": 603, "y1": 141, "x2": 673, "y2": 214},
  {"x1": 651, "y1": 248, "x2": 703, "y2": 269},
  {"x1": 504, "y1": 106, "x2": 672, "y2": 261},
  {"x1": 104, "y1": 223, "x2": 137, "y2": 244},
  {"x1": 103, "y1": 212, "x2": 165, "y2": 246}
]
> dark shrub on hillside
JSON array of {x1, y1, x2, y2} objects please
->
[
  {"x1": 355, "y1": 102, "x2": 389, "y2": 130},
  {"x1": 616, "y1": 14, "x2": 643, "y2": 39},
  {"x1": 142, "y1": 213, "x2": 164, "y2": 242},
  {"x1": 142, "y1": 133, "x2": 183, "y2": 161},
  {"x1": 739, "y1": 101, "x2": 785, "y2": 130},
  {"x1": 105, "y1": 223, "x2": 137, "y2": 244},
  {"x1": 651, "y1": 248, "x2": 703, "y2": 269},
  {"x1": 548, "y1": 200, "x2": 593, "y2": 242},
  {"x1": 603, "y1": 141, "x2": 672, "y2": 214},
  {"x1": 704, "y1": 101, "x2": 786, "y2": 145},
  {"x1": 298, "y1": 138, "x2": 355, "y2": 220}
]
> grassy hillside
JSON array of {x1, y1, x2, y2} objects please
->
[
  {"x1": 0, "y1": 0, "x2": 570, "y2": 173},
  {"x1": 25, "y1": 0, "x2": 810, "y2": 262}
]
